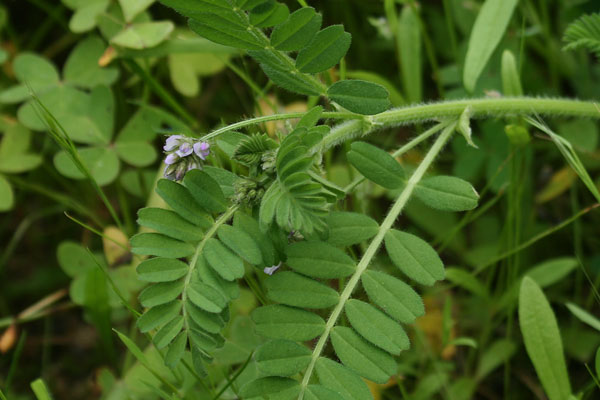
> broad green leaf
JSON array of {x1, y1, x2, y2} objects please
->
[
  {"x1": 130, "y1": 232, "x2": 195, "y2": 258},
  {"x1": 137, "y1": 207, "x2": 203, "y2": 242},
  {"x1": 295, "y1": 25, "x2": 351, "y2": 73},
  {"x1": 114, "y1": 141, "x2": 157, "y2": 167},
  {"x1": 111, "y1": 21, "x2": 174, "y2": 49},
  {"x1": 249, "y1": 1, "x2": 289, "y2": 28},
  {"x1": 56, "y1": 241, "x2": 96, "y2": 278},
  {"x1": 566, "y1": 302, "x2": 600, "y2": 332},
  {"x1": 203, "y1": 238, "x2": 245, "y2": 281},
  {"x1": 252, "y1": 304, "x2": 326, "y2": 341},
  {"x1": 347, "y1": 141, "x2": 404, "y2": 189},
  {"x1": 137, "y1": 258, "x2": 189, "y2": 282},
  {"x1": 345, "y1": 299, "x2": 409, "y2": 355},
  {"x1": 285, "y1": 241, "x2": 355, "y2": 279},
  {"x1": 414, "y1": 176, "x2": 479, "y2": 212},
  {"x1": 397, "y1": 5, "x2": 422, "y2": 103},
  {"x1": 8, "y1": 53, "x2": 59, "y2": 97},
  {"x1": 186, "y1": 300, "x2": 225, "y2": 334},
  {"x1": 240, "y1": 377, "x2": 300, "y2": 400},
  {"x1": 183, "y1": 169, "x2": 227, "y2": 214},
  {"x1": 203, "y1": 166, "x2": 240, "y2": 199},
  {"x1": 138, "y1": 280, "x2": 184, "y2": 307},
  {"x1": 189, "y1": 327, "x2": 223, "y2": 353},
  {"x1": 63, "y1": 36, "x2": 119, "y2": 88},
  {"x1": 53, "y1": 147, "x2": 120, "y2": 186},
  {"x1": 119, "y1": 0, "x2": 154, "y2": 22},
  {"x1": 153, "y1": 315, "x2": 184, "y2": 349},
  {"x1": 326, "y1": 211, "x2": 379, "y2": 246},
  {"x1": 259, "y1": 61, "x2": 322, "y2": 96},
  {"x1": 385, "y1": 229, "x2": 445, "y2": 286},
  {"x1": 297, "y1": 106, "x2": 323, "y2": 129},
  {"x1": 463, "y1": 0, "x2": 519, "y2": 92},
  {"x1": 196, "y1": 256, "x2": 240, "y2": 300},
  {"x1": 519, "y1": 277, "x2": 572, "y2": 400},
  {"x1": 165, "y1": 332, "x2": 187, "y2": 367},
  {"x1": 137, "y1": 300, "x2": 182, "y2": 332},
  {"x1": 189, "y1": 16, "x2": 264, "y2": 50},
  {"x1": 305, "y1": 384, "x2": 345, "y2": 400},
  {"x1": 68, "y1": 0, "x2": 110, "y2": 33},
  {"x1": 234, "y1": 212, "x2": 276, "y2": 267},
  {"x1": 445, "y1": 268, "x2": 489, "y2": 298},
  {"x1": 327, "y1": 80, "x2": 391, "y2": 115},
  {"x1": 0, "y1": 124, "x2": 40, "y2": 172},
  {"x1": 217, "y1": 225, "x2": 263, "y2": 265},
  {"x1": 266, "y1": 271, "x2": 339, "y2": 309},
  {"x1": 476, "y1": 339, "x2": 517, "y2": 379},
  {"x1": 346, "y1": 70, "x2": 405, "y2": 106},
  {"x1": 156, "y1": 179, "x2": 214, "y2": 228},
  {"x1": 314, "y1": 357, "x2": 372, "y2": 400},
  {"x1": 187, "y1": 280, "x2": 227, "y2": 313},
  {"x1": 270, "y1": 7, "x2": 322, "y2": 51},
  {"x1": 501, "y1": 50, "x2": 523, "y2": 96},
  {"x1": 255, "y1": 339, "x2": 311, "y2": 377},
  {"x1": 0, "y1": 175, "x2": 13, "y2": 211},
  {"x1": 330, "y1": 327, "x2": 397, "y2": 384},
  {"x1": 362, "y1": 270, "x2": 424, "y2": 323}
]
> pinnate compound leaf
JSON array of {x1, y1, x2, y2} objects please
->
[
  {"x1": 463, "y1": 0, "x2": 519, "y2": 92},
  {"x1": 137, "y1": 258, "x2": 188, "y2": 282},
  {"x1": 137, "y1": 300, "x2": 182, "y2": 332},
  {"x1": 345, "y1": 299, "x2": 409, "y2": 355},
  {"x1": 314, "y1": 357, "x2": 372, "y2": 400},
  {"x1": 137, "y1": 207, "x2": 204, "y2": 242},
  {"x1": 563, "y1": 13, "x2": 600, "y2": 59},
  {"x1": 326, "y1": 211, "x2": 378, "y2": 246},
  {"x1": 252, "y1": 304, "x2": 326, "y2": 341},
  {"x1": 130, "y1": 233, "x2": 195, "y2": 258},
  {"x1": 156, "y1": 179, "x2": 214, "y2": 228},
  {"x1": 362, "y1": 270, "x2": 424, "y2": 323},
  {"x1": 217, "y1": 224, "x2": 263, "y2": 265},
  {"x1": 271, "y1": 7, "x2": 322, "y2": 51},
  {"x1": 183, "y1": 169, "x2": 227, "y2": 214},
  {"x1": 295, "y1": 25, "x2": 351, "y2": 73},
  {"x1": 327, "y1": 80, "x2": 391, "y2": 115},
  {"x1": 330, "y1": 326, "x2": 397, "y2": 384},
  {"x1": 266, "y1": 271, "x2": 339, "y2": 309},
  {"x1": 255, "y1": 339, "x2": 311, "y2": 377},
  {"x1": 285, "y1": 241, "x2": 355, "y2": 279},
  {"x1": 347, "y1": 141, "x2": 404, "y2": 189},
  {"x1": 203, "y1": 238, "x2": 245, "y2": 281},
  {"x1": 414, "y1": 175, "x2": 479, "y2": 212},
  {"x1": 240, "y1": 377, "x2": 300, "y2": 400},
  {"x1": 385, "y1": 229, "x2": 445, "y2": 286},
  {"x1": 519, "y1": 277, "x2": 572, "y2": 400}
]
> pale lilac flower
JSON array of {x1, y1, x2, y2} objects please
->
[
  {"x1": 165, "y1": 153, "x2": 179, "y2": 165},
  {"x1": 194, "y1": 141, "x2": 210, "y2": 160},
  {"x1": 187, "y1": 159, "x2": 200, "y2": 172},
  {"x1": 176, "y1": 142, "x2": 193, "y2": 157},
  {"x1": 163, "y1": 134, "x2": 183, "y2": 151},
  {"x1": 264, "y1": 263, "x2": 281, "y2": 275}
]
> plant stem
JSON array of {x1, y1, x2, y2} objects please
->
[{"x1": 298, "y1": 122, "x2": 457, "y2": 399}]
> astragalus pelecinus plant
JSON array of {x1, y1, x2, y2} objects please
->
[{"x1": 126, "y1": 1, "x2": 600, "y2": 399}]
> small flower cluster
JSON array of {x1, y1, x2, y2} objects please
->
[
  {"x1": 233, "y1": 178, "x2": 266, "y2": 206},
  {"x1": 162, "y1": 134, "x2": 211, "y2": 181}
]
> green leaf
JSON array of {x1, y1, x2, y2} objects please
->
[
  {"x1": 565, "y1": 302, "x2": 600, "y2": 332},
  {"x1": 183, "y1": 169, "x2": 227, "y2": 214},
  {"x1": 397, "y1": 5, "x2": 422, "y2": 103},
  {"x1": 297, "y1": 106, "x2": 323, "y2": 129},
  {"x1": 347, "y1": 141, "x2": 404, "y2": 189},
  {"x1": 196, "y1": 256, "x2": 240, "y2": 300},
  {"x1": 217, "y1": 224, "x2": 263, "y2": 265},
  {"x1": 345, "y1": 299, "x2": 409, "y2": 355},
  {"x1": 270, "y1": 7, "x2": 322, "y2": 51},
  {"x1": 526, "y1": 258, "x2": 578, "y2": 288},
  {"x1": 326, "y1": 211, "x2": 378, "y2": 247},
  {"x1": 519, "y1": 277, "x2": 572, "y2": 400},
  {"x1": 285, "y1": 241, "x2": 355, "y2": 279},
  {"x1": 54, "y1": 147, "x2": 120, "y2": 186},
  {"x1": 11, "y1": 53, "x2": 59, "y2": 93},
  {"x1": 130, "y1": 232, "x2": 195, "y2": 258},
  {"x1": 327, "y1": 80, "x2": 390, "y2": 115},
  {"x1": 111, "y1": 21, "x2": 174, "y2": 49},
  {"x1": 189, "y1": 16, "x2": 263, "y2": 50},
  {"x1": 501, "y1": 50, "x2": 523, "y2": 96},
  {"x1": 414, "y1": 175, "x2": 479, "y2": 212},
  {"x1": 63, "y1": 36, "x2": 119, "y2": 88},
  {"x1": 330, "y1": 326, "x2": 397, "y2": 384},
  {"x1": 362, "y1": 270, "x2": 424, "y2": 323},
  {"x1": 165, "y1": 331, "x2": 187, "y2": 367},
  {"x1": 314, "y1": 357, "x2": 372, "y2": 400},
  {"x1": 234, "y1": 212, "x2": 276, "y2": 267},
  {"x1": 563, "y1": 13, "x2": 600, "y2": 59},
  {"x1": 305, "y1": 384, "x2": 345, "y2": 400},
  {"x1": 68, "y1": 0, "x2": 109, "y2": 33},
  {"x1": 249, "y1": 1, "x2": 289, "y2": 28},
  {"x1": 30, "y1": 379, "x2": 53, "y2": 400},
  {"x1": 137, "y1": 258, "x2": 189, "y2": 282},
  {"x1": 114, "y1": 141, "x2": 157, "y2": 167},
  {"x1": 346, "y1": 70, "x2": 405, "y2": 106},
  {"x1": 203, "y1": 166, "x2": 240, "y2": 198},
  {"x1": 186, "y1": 300, "x2": 225, "y2": 334},
  {"x1": 0, "y1": 174, "x2": 14, "y2": 212},
  {"x1": 255, "y1": 339, "x2": 311, "y2": 377},
  {"x1": 476, "y1": 339, "x2": 517, "y2": 379},
  {"x1": 203, "y1": 238, "x2": 245, "y2": 281},
  {"x1": 232, "y1": 133, "x2": 278, "y2": 166},
  {"x1": 187, "y1": 280, "x2": 227, "y2": 313},
  {"x1": 153, "y1": 315, "x2": 184, "y2": 349},
  {"x1": 463, "y1": 0, "x2": 519, "y2": 92},
  {"x1": 258, "y1": 62, "x2": 322, "y2": 96},
  {"x1": 119, "y1": 0, "x2": 154, "y2": 22},
  {"x1": 138, "y1": 280, "x2": 184, "y2": 307},
  {"x1": 385, "y1": 229, "x2": 445, "y2": 286},
  {"x1": 240, "y1": 377, "x2": 300, "y2": 400},
  {"x1": 137, "y1": 207, "x2": 204, "y2": 242},
  {"x1": 266, "y1": 271, "x2": 339, "y2": 309},
  {"x1": 445, "y1": 268, "x2": 489, "y2": 298},
  {"x1": 252, "y1": 304, "x2": 326, "y2": 341},
  {"x1": 137, "y1": 300, "x2": 182, "y2": 332},
  {"x1": 56, "y1": 241, "x2": 96, "y2": 278},
  {"x1": 295, "y1": 25, "x2": 351, "y2": 73},
  {"x1": 156, "y1": 179, "x2": 214, "y2": 228}
]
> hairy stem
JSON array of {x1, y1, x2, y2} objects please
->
[{"x1": 298, "y1": 122, "x2": 457, "y2": 399}]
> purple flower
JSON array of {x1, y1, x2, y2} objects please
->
[
  {"x1": 164, "y1": 153, "x2": 179, "y2": 165},
  {"x1": 264, "y1": 263, "x2": 281, "y2": 275},
  {"x1": 194, "y1": 141, "x2": 211, "y2": 160},
  {"x1": 163, "y1": 135, "x2": 183, "y2": 151},
  {"x1": 176, "y1": 142, "x2": 193, "y2": 157}
]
